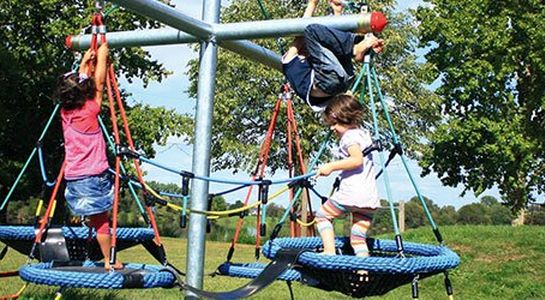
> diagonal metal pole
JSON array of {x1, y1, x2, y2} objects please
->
[
  {"x1": 185, "y1": 0, "x2": 220, "y2": 297},
  {"x1": 109, "y1": 0, "x2": 213, "y2": 40}
]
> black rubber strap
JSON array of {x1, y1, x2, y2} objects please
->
[
  {"x1": 174, "y1": 248, "x2": 306, "y2": 299},
  {"x1": 0, "y1": 245, "x2": 8, "y2": 260}
]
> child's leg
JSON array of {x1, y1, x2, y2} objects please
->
[
  {"x1": 351, "y1": 211, "x2": 373, "y2": 257},
  {"x1": 304, "y1": 24, "x2": 355, "y2": 59},
  {"x1": 89, "y1": 212, "x2": 121, "y2": 269},
  {"x1": 315, "y1": 199, "x2": 347, "y2": 255},
  {"x1": 304, "y1": 24, "x2": 356, "y2": 95},
  {"x1": 282, "y1": 36, "x2": 306, "y2": 63}
]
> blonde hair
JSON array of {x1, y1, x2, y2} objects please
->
[{"x1": 323, "y1": 94, "x2": 364, "y2": 127}]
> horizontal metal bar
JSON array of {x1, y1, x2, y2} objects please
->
[
  {"x1": 212, "y1": 13, "x2": 383, "y2": 40},
  {"x1": 67, "y1": 12, "x2": 386, "y2": 50},
  {"x1": 67, "y1": 29, "x2": 198, "y2": 49}
]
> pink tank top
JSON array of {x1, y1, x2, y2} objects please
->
[{"x1": 61, "y1": 100, "x2": 109, "y2": 180}]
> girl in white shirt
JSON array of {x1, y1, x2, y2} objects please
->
[{"x1": 315, "y1": 94, "x2": 379, "y2": 256}]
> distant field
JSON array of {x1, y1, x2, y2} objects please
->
[{"x1": 1, "y1": 225, "x2": 544, "y2": 299}]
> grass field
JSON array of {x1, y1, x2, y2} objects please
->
[{"x1": 1, "y1": 225, "x2": 544, "y2": 299}]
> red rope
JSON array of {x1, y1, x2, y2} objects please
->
[
  {"x1": 105, "y1": 67, "x2": 122, "y2": 250},
  {"x1": 286, "y1": 99, "x2": 296, "y2": 237},
  {"x1": 286, "y1": 98, "x2": 315, "y2": 236},
  {"x1": 96, "y1": 11, "x2": 163, "y2": 260},
  {"x1": 107, "y1": 66, "x2": 163, "y2": 245},
  {"x1": 228, "y1": 84, "x2": 314, "y2": 257},
  {"x1": 229, "y1": 97, "x2": 282, "y2": 257}
]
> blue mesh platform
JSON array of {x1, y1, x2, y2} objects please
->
[
  {"x1": 0, "y1": 226, "x2": 155, "y2": 261},
  {"x1": 19, "y1": 261, "x2": 175, "y2": 289},
  {"x1": 0, "y1": 226, "x2": 154, "y2": 242},
  {"x1": 218, "y1": 262, "x2": 303, "y2": 282},
  {"x1": 220, "y1": 237, "x2": 460, "y2": 297},
  {"x1": 262, "y1": 237, "x2": 460, "y2": 274}
]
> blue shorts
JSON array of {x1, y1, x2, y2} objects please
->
[{"x1": 64, "y1": 171, "x2": 113, "y2": 216}]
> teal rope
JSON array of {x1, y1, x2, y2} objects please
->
[
  {"x1": 97, "y1": 116, "x2": 147, "y2": 219},
  {"x1": 181, "y1": 195, "x2": 189, "y2": 221},
  {"x1": 363, "y1": 62, "x2": 401, "y2": 236},
  {"x1": 37, "y1": 146, "x2": 56, "y2": 187},
  {"x1": 370, "y1": 68, "x2": 439, "y2": 231},
  {"x1": 255, "y1": 0, "x2": 285, "y2": 54},
  {"x1": 1, "y1": 104, "x2": 61, "y2": 211}
]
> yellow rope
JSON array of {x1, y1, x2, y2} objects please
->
[
  {"x1": 143, "y1": 182, "x2": 291, "y2": 217},
  {"x1": 54, "y1": 289, "x2": 63, "y2": 300},
  {"x1": 144, "y1": 183, "x2": 168, "y2": 201},
  {"x1": 296, "y1": 218, "x2": 316, "y2": 227},
  {"x1": 15, "y1": 283, "x2": 28, "y2": 297},
  {"x1": 49, "y1": 200, "x2": 57, "y2": 218},
  {"x1": 34, "y1": 200, "x2": 43, "y2": 217}
]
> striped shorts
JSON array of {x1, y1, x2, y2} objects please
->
[{"x1": 315, "y1": 199, "x2": 375, "y2": 256}]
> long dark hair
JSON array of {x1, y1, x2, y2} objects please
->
[
  {"x1": 56, "y1": 72, "x2": 95, "y2": 110},
  {"x1": 323, "y1": 94, "x2": 364, "y2": 126}
]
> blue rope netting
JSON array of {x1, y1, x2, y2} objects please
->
[
  {"x1": 0, "y1": 226, "x2": 154, "y2": 242},
  {"x1": 261, "y1": 237, "x2": 460, "y2": 274},
  {"x1": 218, "y1": 262, "x2": 302, "y2": 281},
  {"x1": 19, "y1": 261, "x2": 175, "y2": 289}
]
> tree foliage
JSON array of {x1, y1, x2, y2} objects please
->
[
  {"x1": 369, "y1": 194, "x2": 513, "y2": 235},
  {"x1": 184, "y1": 0, "x2": 440, "y2": 175},
  {"x1": 0, "y1": 1, "x2": 188, "y2": 211},
  {"x1": 416, "y1": 0, "x2": 545, "y2": 211}
]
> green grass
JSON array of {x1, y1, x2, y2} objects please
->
[{"x1": 1, "y1": 225, "x2": 544, "y2": 299}]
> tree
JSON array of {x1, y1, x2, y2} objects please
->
[
  {"x1": 417, "y1": 0, "x2": 545, "y2": 211},
  {"x1": 0, "y1": 1, "x2": 188, "y2": 216},
  {"x1": 211, "y1": 195, "x2": 228, "y2": 212},
  {"x1": 480, "y1": 195, "x2": 499, "y2": 207},
  {"x1": 184, "y1": 0, "x2": 440, "y2": 175},
  {"x1": 266, "y1": 203, "x2": 284, "y2": 218},
  {"x1": 437, "y1": 205, "x2": 457, "y2": 225},
  {"x1": 526, "y1": 205, "x2": 545, "y2": 225},
  {"x1": 457, "y1": 203, "x2": 491, "y2": 225},
  {"x1": 488, "y1": 204, "x2": 513, "y2": 225},
  {"x1": 229, "y1": 200, "x2": 244, "y2": 210},
  {"x1": 404, "y1": 196, "x2": 441, "y2": 229},
  {"x1": 478, "y1": 195, "x2": 512, "y2": 225}
]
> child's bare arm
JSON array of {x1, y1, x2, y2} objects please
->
[
  {"x1": 317, "y1": 144, "x2": 363, "y2": 176},
  {"x1": 94, "y1": 43, "x2": 109, "y2": 106},
  {"x1": 78, "y1": 48, "x2": 95, "y2": 75},
  {"x1": 303, "y1": 0, "x2": 320, "y2": 17},
  {"x1": 283, "y1": 36, "x2": 306, "y2": 62}
]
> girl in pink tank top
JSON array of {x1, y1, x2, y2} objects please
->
[{"x1": 57, "y1": 43, "x2": 121, "y2": 270}]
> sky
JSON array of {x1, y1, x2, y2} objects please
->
[{"x1": 121, "y1": 0, "x2": 501, "y2": 210}]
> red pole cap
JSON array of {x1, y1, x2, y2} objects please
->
[
  {"x1": 65, "y1": 35, "x2": 72, "y2": 49},
  {"x1": 370, "y1": 11, "x2": 388, "y2": 33}
]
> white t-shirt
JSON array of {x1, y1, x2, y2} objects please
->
[{"x1": 330, "y1": 128, "x2": 380, "y2": 208}]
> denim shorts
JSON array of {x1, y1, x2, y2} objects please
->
[{"x1": 65, "y1": 171, "x2": 113, "y2": 216}]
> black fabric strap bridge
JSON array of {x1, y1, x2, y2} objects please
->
[{"x1": 168, "y1": 248, "x2": 307, "y2": 299}]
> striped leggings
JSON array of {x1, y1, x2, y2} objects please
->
[{"x1": 315, "y1": 199, "x2": 375, "y2": 256}]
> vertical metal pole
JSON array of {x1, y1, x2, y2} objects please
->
[{"x1": 185, "y1": 0, "x2": 220, "y2": 298}]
